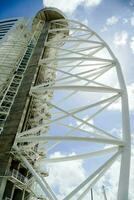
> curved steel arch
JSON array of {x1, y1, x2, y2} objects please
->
[{"x1": 14, "y1": 18, "x2": 131, "y2": 200}]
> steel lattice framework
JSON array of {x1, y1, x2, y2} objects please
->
[{"x1": 13, "y1": 18, "x2": 131, "y2": 200}]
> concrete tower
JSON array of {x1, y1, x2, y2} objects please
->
[{"x1": 0, "y1": 8, "x2": 67, "y2": 200}]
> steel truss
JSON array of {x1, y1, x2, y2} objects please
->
[{"x1": 13, "y1": 19, "x2": 131, "y2": 199}]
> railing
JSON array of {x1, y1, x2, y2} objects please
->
[
  {"x1": 0, "y1": 20, "x2": 43, "y2": 134},
  {"x1": 6, "y1": 169, "x2": 28, "y2": 184},
  {"x1": 0, "y1": 42, "x2": 34, "y2": 134}
]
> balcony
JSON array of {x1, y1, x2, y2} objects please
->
[{"x1": 6, "y1": 169, "x2": 28, "y2": 187}]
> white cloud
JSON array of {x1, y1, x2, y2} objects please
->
[
  {"x1": 45, "y1": 145, "x2": 134, "y2": 199},
  {"x1": 113, "y1": 31, "x2": 128, "y2": 46},
  {"x1": 130, "y1": 36, "x2": 134, "y2": 54},
  {"x1": 122, "y1": 18, "x2": 128, "y2": 24},
  {"x1": 106, "y1": 16, "x2": 119, "y2": 26},
  {"x1": 97, "y1": 136, "x2": 134, "y2": 200},
  {"x1": 43, "y1": 0, "x2": 103, "y2": 14},
  {"x1": 46, "y1": 152, "x2": 86, "y2": 199},
  {"x1": 94, "y1": 159, "x2": 120, "y2": 199},
  {"x1": 108, "y1": 98, "x2": 121, "y2": 111},
  {"x1": 84, "y1": 0, "x2": 102, "y2": 7},
  {"x1": 101, "y1": 16, "x2": 119, "y2": 33}
]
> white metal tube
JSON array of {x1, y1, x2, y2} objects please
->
[
  {"x1": 51, "y1": 94, "x2": 120, "y2": 121},
  {"x1": 16, "y1": 135, "x2": 124, "y2": 146},
  {"x1": 78, "y1": 155, "x2": 115, "y2": 200},
  {"x1": 117, "y1": 74, "x2": 131, "y2": 200},
  {"x1": 43, "y1": 146, "x2": 118, "y2": 163},
  {"x1": 45, "y1": 65, "x2": 112, "y2": 88},
  {"x1": 47, "y1": 101, "x2": 119, "y2": 139},
  {"x1": 13, "y1": 145, "x2": 57, "y2": 200},
  {"x1": 31, "y1": 85, "x2": 121, "y2": 94},
  {"x1": 41, "y1": 177, "x2": 57, "y2": 200},
  {"x1": 63, "y1": 150, "x2": 121, "y2": 200}
]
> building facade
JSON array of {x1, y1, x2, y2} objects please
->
[{"x1": 0, "y1": 8, "x2": 66, "y2": 200}]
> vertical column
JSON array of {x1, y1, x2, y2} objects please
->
[{"x1": 116, "y1": 62, "x2": 131, "y2": 200}]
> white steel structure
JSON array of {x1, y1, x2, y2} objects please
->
[{"x1": 10, "y1": 8, "x2": 130, "y2": 200}]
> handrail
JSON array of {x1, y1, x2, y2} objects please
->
[{"x1": 6, "y1": 169, "x2": 28, "y2": 183}]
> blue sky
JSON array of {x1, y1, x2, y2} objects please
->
[
  {"x1": 0, "y1": 0, "x2": 43, "y2": 18},
  {"x1": 0, "y1": 0, "x2": 134, "y2": 199}
]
